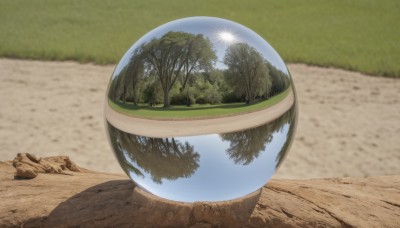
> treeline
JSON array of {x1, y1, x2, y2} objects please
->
[{"x1": 108, "y1": 31, "x2": 291, "y2": 107}]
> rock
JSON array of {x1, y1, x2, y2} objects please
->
[
  {"x1": 1, "y1": 154, "x2": 399, "y2": 227},
  {"x1": 12, "y1": 153, "x2": 84, "y2": 179}
]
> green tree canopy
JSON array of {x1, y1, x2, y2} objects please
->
[
  {"x1": 224, "y1": 42, "x2": 270, "y2": 104},
  {"x1": 112, "y1": 127, "x2": 200, "y2": 184},
  {"x1": 180, "y1": 34, "x2": 217, "y2": 92},
  {"x1": 108, "y1": 48, "x2": 146, "y2": 104},
  {"x1": 221, "y1": 105, "x2": 295, "y2": 165},
  {"x1": 265, "y1": 61, "x2": 290, "y2": 97},
  {"x1": 221, "y1": 124, "x2": 273, "y2": 165},
  {"x1": 140, "y1": 31, "x2": 216, "y2": 107}
]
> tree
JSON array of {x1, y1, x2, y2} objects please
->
[
  {"x1": 265, "y1": 61, "x2": 290, "y2": 98},
  {"x1": 223, "y1": 43, "x2": 270, "y2": 104},
  {"x1": 124, "y1": 48, "x2": 145, "y2": 104},
  {"x1": 107, "y1": 123, "x2": 200, "y2": 184},
  {"x1": 142, "y1": 79, "x2": 163, "y2": 106},
  {"x1": 107, "y1": 48, "x2": 145, "y2": 104},
  {"x1": 122, "y1": 136, "x2": 200, "y2": 184},
  {"x1": 108, "y1": 66, "x2": 127, "y2": 102},
  {"x1": 180, "y1": 35, "x2": 217, "y2": 92},
  {"x1": 106, "y1": 122, "x2": 144, "y2": 178},
  {"x1": 220, "y1": 124, "x2": 273, "y2": 165},
  {"x1": 140, "y1": 32, "x2": 216, "y2": 107},
  {"x1": 220, "y1": 104, "x2": 296, "y2": 166}
]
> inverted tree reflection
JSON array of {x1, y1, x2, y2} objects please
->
[
  {"x1": 107, "y1": 123, "x2": 200, "y2": 184},
  {"x1": 221, "y1": 105, "x2": 296, "y2": 165}
]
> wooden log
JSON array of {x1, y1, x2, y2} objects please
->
[{"x1": 1, "y1": 154, "x2": 399, "y2": 227}]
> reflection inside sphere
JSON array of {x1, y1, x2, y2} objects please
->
[
  {"x1": 107, "y1": 105, "x2": 296, "y2": 202},
  {"x1": 105, "y1": 17, "x2": 298, "y2": 202},
  {"x1": 107, "y1": 17, "x2": 292, "y2": 112}
]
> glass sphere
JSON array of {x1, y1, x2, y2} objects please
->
[{"x1": 105, "y1": 17, "x2": 297, "y2": 202}]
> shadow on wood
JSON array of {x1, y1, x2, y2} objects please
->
[{"x1": 44, "y1": 180, "x2": 260, "y2": 227}]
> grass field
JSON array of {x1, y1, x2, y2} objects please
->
[
  {"x1": 0, "y1": 0, "x2": 399, "y2": 77},
  {"x1": 109, "y1": 88, "x2": 290, "y2": 119}
]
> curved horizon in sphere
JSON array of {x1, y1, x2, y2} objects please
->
[{"x1": 105, "y1": 17, "x2": 298, "y2": 202}]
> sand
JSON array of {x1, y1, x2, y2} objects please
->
[{"x1": 0, "y1": 59, "x2": 399, "y2": 179}]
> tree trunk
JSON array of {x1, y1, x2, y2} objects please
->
[
  {"x1": 163, "y1": 88, "x2": 170, "y2": 107},
  {"x1": 2, "y1": 153, "x2": 400, "y2": 228},
  {"x1": 181, "y1": 75, "x2": 189, "y2": 93},
  {"x1": 122, "y1": 82, "x2": 127, "y2": 104},
  {"x1": 186, "y1": 90, "x2": 191, "y2": 107}
]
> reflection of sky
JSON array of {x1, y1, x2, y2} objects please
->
[
  {"x1": 112, "y1": 17, "x2": 289, "y2": 78},
  {"x1": 124, "y1": 123, "x2": 289, "y2": 202}
]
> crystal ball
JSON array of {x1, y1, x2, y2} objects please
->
[{"x1": 105, "y1": 17, "x2": 297, "y2": 202}]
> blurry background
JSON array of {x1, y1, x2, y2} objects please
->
[{"x1": 0, "y1": 0, "x2": 399, "y2": 179}]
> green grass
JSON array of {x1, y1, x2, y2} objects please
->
[
  {"x1": 109, "y1": 88, "x2": 290, "y2": 119},
  {"x1": 0, "y1": 0, "x2": 399, "y2": 77}
]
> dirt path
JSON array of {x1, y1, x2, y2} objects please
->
[{"x1": 0, "y1": 59, "x2": 399, "y2": 179}]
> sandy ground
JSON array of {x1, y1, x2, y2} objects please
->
[{"x1": 0, "y1": 59, "x2": 399, "y2": 179}]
